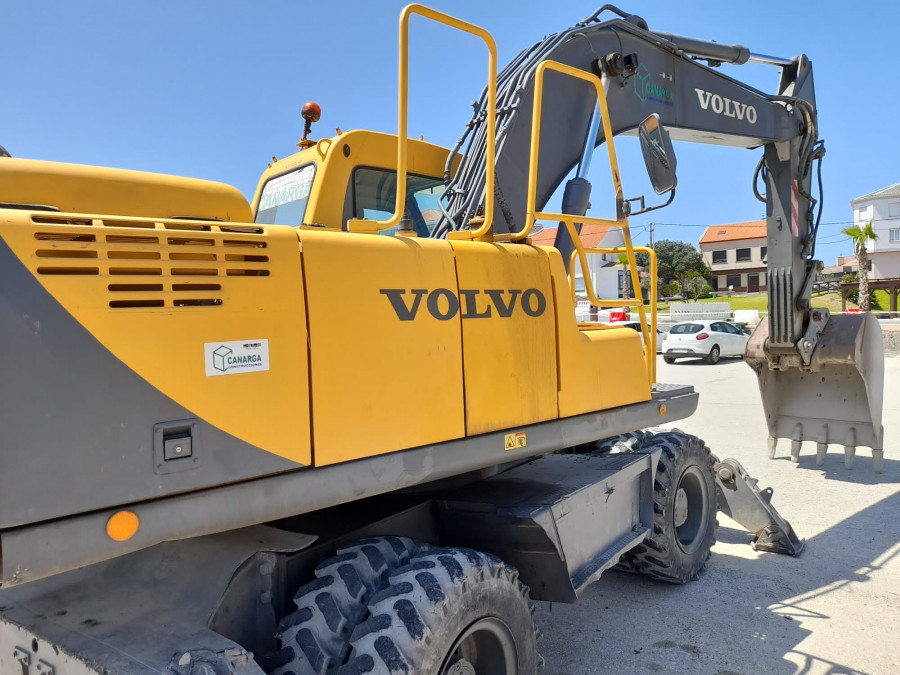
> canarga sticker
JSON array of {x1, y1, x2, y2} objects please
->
[{"x1": 205, "y1": 339, "x2": 270, "y2": 377}]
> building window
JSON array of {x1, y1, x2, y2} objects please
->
[
  {"x1": 890, "y1": 228, "x2": 900, "y2": 242},
  {"x1": 726, "y1": 274, "x2": 741, "y2": 289},
  {"x1": 712, "y1": 250, "x2": 727, "y2": 264},
  {"x1": 890, "y1": 203, "x2": 900, "y2": 218},
  {"x1": 761, "y1": 246, "x2": 767, "y2": 261},
  {"x1": 736, "y1": 248, "x2": 751, "y2": 262},
  {"x1": 857, "y1": 206, "x2": 871, "y2": 221}
]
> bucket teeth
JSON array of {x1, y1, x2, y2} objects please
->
[
  {"x1": 844, "y1": 428, "x2": 856, "y2": 469},
  {"x1": 873, "y1": 448, "x2": 884, "y2": 474},
  {"x1": 767, "y1": 436, "x2": 778, "y2": 459},
  {"x1": 816, "y1": 424, "x2": 829, "y2": 466},
  {"x1": 790, "y1": 424, "x2": 803, "y2": 464}
]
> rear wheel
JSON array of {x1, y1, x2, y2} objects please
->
[
  {"x1": 617, "y1": 431, "x2": 716, "y2": 584},
  {"x1": 267, "y1": 536, "x2": 420, "y2": 674},
  {"x1": 705, "y1": 345, "x2": 720, "y2": 364},
  {"x1": 339, "y1": 548, "x2": 539, "y2": 674},
  {"x1": 663, "y1": 355, "x2": 677, "y2": 364}
]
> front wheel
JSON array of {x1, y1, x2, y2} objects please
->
[
  {"x1": 617, "y1": 431, "x2": 716, "y2": 584},
  {"x1": 340, "y1": 548, "x2": 540, "y2": 674},
  {"x1": 705, "y1": 345, "x2": 720, "y2": 364}
]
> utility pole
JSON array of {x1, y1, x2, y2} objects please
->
[{"x1": 649, "y1": 222, "x2": 654, "y2": 249}]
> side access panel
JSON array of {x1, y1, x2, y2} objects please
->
[
  {"x1": 299, "y1": 230, "x2": 465, "y2": 465},
  {"x1": 450, "y1": 240, "x2": 558, "y2": 434}
]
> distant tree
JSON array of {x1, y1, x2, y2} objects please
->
[
  {"x1": 652, "y1": 240, "x2": 710, "y2": 300},
  {"x1": 684, "y1": 274, "x2": 711, "y2": 301},
  {"x1": 661, "y1": 280, "x2": 681, "y2": 298},
  {"x1": 841, "y1": 221, "x2": 878, "y2": 312}
]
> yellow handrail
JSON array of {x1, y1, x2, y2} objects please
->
[
  {"x1": 348, "y1": 4, "x2": 497, "y2": 236},
  {"x1": 519, "y1": 59, "x2": 654, "y2": 382}
]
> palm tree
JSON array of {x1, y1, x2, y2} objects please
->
[
  {"x1": 617, "y1": 253, "x2": 631, "y2": 300},
  {"x1": 842, "y1": 221, "x2": 878, "y2": 312}
]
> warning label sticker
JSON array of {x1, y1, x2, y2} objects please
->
[{"x1": 504, "y1": 432, "x2": 527, "y2": 451}]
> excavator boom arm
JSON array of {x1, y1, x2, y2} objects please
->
[{"x1": 439, "y1": 5, "x2": 882, "y2": 466}]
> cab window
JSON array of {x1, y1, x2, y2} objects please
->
[
  {"x1": 255, "y1": 163, "x2": 316, "y2": 226},
  {"x1": 352, "y1": 167, "x2": 445, "y2": 237}
]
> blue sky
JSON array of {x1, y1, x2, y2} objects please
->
[{"x1": 4, "y1": 0, "x2": 898, "y2": 263}]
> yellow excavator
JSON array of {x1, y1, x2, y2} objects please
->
[{"x1": 0, "y1": 4, "x2": 883, "y2": 674}]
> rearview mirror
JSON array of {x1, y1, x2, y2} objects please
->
[{"x1": 639, "y1": 114, "x2": 677, "y2": 194}]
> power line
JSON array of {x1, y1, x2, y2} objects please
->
[{"x1": 648, "y1": 220, "x2": 858, "y2": 228}]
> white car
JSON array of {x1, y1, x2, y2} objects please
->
[
  {"x1": 619, "y1": 321, "x2": 665, "y2": 353},
  {"x1": 662, "y1": 320, "x2": 749, "y2": 364}
]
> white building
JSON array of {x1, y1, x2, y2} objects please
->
[
  {"x1": 850, "y1": 183, "x2": 900, "y2": 280},
  {"x1": 531, "y1": 223, "x2": 626, "y2": 300},
  {"x1": 699, "y1": 221, "x2": 767, "y2": 293}
]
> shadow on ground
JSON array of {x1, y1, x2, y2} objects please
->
[
  {"x1": 768, "y1": 454, "x2": 900, "y2": 486},
  {"x1": 536, "y1": 491, "x2": 900, "y2": 675}
]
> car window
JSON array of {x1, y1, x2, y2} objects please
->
[
  {"x1": 725, "y1": 323, "x2": 742, "y2": 334},
  {"x1": 711, "y1": 323, "x2": 725, "y2": 333},
  {"x1": 670, "y1": 324, "x2": 702, "y2": 334}
]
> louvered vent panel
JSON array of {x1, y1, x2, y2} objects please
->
[{"x1": 32, "y1": 216, "x2": 272, "y2": 308}]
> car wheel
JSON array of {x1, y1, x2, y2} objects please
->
[
  {"x1": 705, "y1": 345, "x2": 720, "y2": 365},
  {"x1": 664, "y1": 355, "x2": 677, "y2": 364}
]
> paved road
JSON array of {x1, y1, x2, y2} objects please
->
[{"x1": 536, "y1": 356, "x2": 900, "y2": 675}]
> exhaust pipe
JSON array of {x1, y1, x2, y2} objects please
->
[{"x1": 745, "y1": 313, "x2": 884, "y2": 472}]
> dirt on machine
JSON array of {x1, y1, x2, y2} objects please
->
[{"x1": 0, "y1": 3, "x2": 884, "y2": 674}]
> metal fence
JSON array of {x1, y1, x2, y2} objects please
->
[{"x1": 668, "y1": 302, "x2": 731, "y2": 321}]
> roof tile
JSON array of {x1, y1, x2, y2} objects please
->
[
  {"x1": 851, "y1": 182, "x2": 900, "y2": 203},
  {"x1": 699, "y1": 220, "x2": 767, "y2": 244},
  {"x1": 530, "y1": 223, "x2": 612, "y2": 248}
]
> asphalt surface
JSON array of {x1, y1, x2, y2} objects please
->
[{"x1": 536, "y1": 355, "x2": 900, "y2": 675}]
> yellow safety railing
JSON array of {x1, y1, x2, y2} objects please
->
[
  {"x1": 348, "y1": 4, "x2": 497, "y2": 236},
  {"x1": 570, "y1": 247, "x2": 658, "y2": 384},
  {"x1": 520, "y1": 59, "x2": 655, "y2": 383}
]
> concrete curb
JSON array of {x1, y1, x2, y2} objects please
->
[{"x1": 881, "y1": 324, "x2": 900, "y2": 356}]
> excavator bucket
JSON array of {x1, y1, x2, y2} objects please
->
[{"x1": 745, "y1": 313, "x2": 885, "y2": 472}]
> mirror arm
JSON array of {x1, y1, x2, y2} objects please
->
[{"x1": 626, "y1": 188, "x2": 675, "y2": 217}]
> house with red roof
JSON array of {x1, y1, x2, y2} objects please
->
[
  {"x1": 531, "y1": 223, "x2": 626, "y2": 300},
  {"x1": 699, "y1": 220, "x2": 767, "y2": 293}
]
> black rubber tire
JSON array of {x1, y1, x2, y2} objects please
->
[
  {"x1": 663, "y1": 355, "x2": 677, "y2": 364},
  {"x1": 705, "y1": 345, "x2": 720, "y2": 365},
  {"x1": 337, "y1": 548, "x2": 540, "y2": 674},
  {"x1": 266, "y1": 536, "x2": 420, "y2": 675},
  {"x1": 617, "y1": 430, "x2": 716, "y2": 584}
]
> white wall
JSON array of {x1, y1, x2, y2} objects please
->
[
  {"x1": 869, "y1": 251, "x2": 900, "y2": 279},
  {"x1": 855, "y1": 198, "x2": 900, "y2": 254}
]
